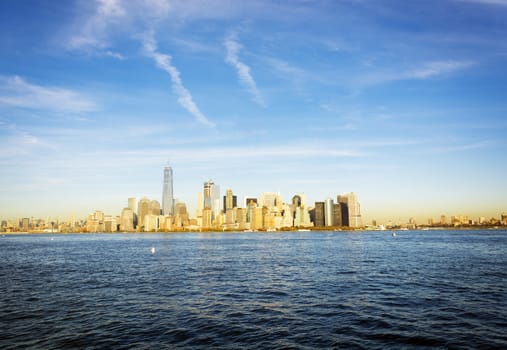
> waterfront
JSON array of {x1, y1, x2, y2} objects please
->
[{"x1": 1, "y1": 230, "x2": 506, "y2": 349}]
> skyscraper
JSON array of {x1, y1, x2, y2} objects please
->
[
  {"x1": 337, "y1": 195, "x2": 350, "y2": 227},
  {"x1": 314, "y1": 202, "x2": 325, "y2": 227},
  {"x1": 137, "y1": 197, "x2": 151, "y2": 229},
  {"x1": 223, "y1": 189, "x2": 237, "y2": 211},
  {"x1": 338, "y1": 193, "x2": 361, "y2": 227},
  {"x1": 325, "y1": 198, "x2": 334, "y2": 226},
  {"x1": 260, "y1": 192, "x2": 277, "y2": 209},
  {"x1": 347, "y1": 192, "x2": 362, "y2": 228},
  {"x1": 162, "y1": 163, "x2": 174, "y2": 216},
  {"x1": 203, "y1": 180, "x2": 220, "y2": 222}
]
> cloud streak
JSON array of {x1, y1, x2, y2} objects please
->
[
  {"x1": 143, "y1": 33, "x2": 215, "y2": 127},
  {"x1": 225, "y1": 32, "x2": 266, "y2": 107},
  {"x1": 355, "y1": 59, "x2": 476, "y2": 89},
  {"x1": 406, "y1": 60, "x2": 476, "y2": 79},
  {"x1": 457, "y1": 0, "x2": 507, "y2": 5},
  {"x1": 0, "y1": 76, "x2": 98, "y2": 113}
]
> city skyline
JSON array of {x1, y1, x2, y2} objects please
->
[
  {"x1": 1, "y1": 166, "x2": 505, "y2": 228},
  {"x1": 1, "y1": 1, "x2": 506, "y2": 223}
]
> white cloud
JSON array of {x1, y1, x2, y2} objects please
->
[
  {"x1": 406, "y1": 60, "x2": 476, "y2": 79},
  {"x1": 355, "y1": 59, "x2": 476, "y2": 88},
  {"x1": 225, "y1": 32, "x2": 266, "y2": 107},
  {"x1": 106, "y1": 50, "x2": 126, "y2": 60},
  {"x1": 142, "y1": 33, "x2": 215, "y2": 127},
  {"x1": 0, "y1": 76, "x2": 98, "y2": 113},
  {"x1": 68, "y1": 0, "x2": 126, "y2": 50}
]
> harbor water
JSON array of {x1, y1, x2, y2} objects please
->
[{"x1": 1, "y1": 230, "x2": 506, "y2": 349}]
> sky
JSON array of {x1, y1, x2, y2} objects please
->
[{"x1": 1, "y1": 0, "x2": 506, "y2": 224}]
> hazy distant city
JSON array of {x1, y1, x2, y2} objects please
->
[{"x1": 2, "y1": 164, "x2": 506, "y2": 234}]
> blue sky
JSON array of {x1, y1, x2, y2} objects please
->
[{"x1": 1, "y1": 0, "x2": 506, "y2": 223}]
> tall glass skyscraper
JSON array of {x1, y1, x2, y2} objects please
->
[
  {"x1": 203, "y1": 179, "x2": 220, "y2": 220},
  {"x1": 162, "y1": 163, "x2": 174, "y2": 216}
]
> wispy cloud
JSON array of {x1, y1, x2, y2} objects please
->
[
  {"x1": 106, "y1": 50, "x2": 126, "y2": 60},
  {"x1": 356, "y1": 59, "x2": 476, "y2": 88},
  {"x1": 426, "y1": 140, "x2": 494, "y2": 154},
  {"x1": 0, "y1": 76, "x2": 98, "y2": 113},
  {"x1": 0, "y1": 129, "x2": 56, "y2": 159},
  {"x1": 456, "y1": 0, "x2": 507, "y2": 5},
  {"x1": 68, "y1": 0, "x2": 126, "y2": 50},
  {"x1": 406, "y1": 60, "x2": 476, "y2": 79},
  {"x1": 142, "y1": 33, "x2": 215, "y2": 127},
  {"x1": 66, "y1": 145, "x2": 364, "y2": 168},
  {"x1": 225, "y1": 32, "x2": 266, "y2": 107}
]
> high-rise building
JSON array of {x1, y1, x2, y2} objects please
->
[
  {"x1": 104, "y1": 215, "x2": 116, "y2": 232},
  {"x1": 174, "y1": 202, "x2": 189, "y2": 228},
  {"x1": 86, "y1": 211, "x2": 104, "y2": 232},
  {"x1": 314, "y1": 202, "x2": 325, "y2": 227},
  {"x1": 325, "y1": 198, "x2": 334, "y2": 226},
  {"x1": 346, "y1": 192, "x2": 362, "y2": 228},
  {"x1": 294, "y1": 206, "x2": 312, "y2": 227},
  {"x1": 245, "y1": 197, "x2": 258, "y2": 207},
  {"x1": 203, "y1": 180, "x2": 212, "y2": 209},
  {"x1": 292, "y1": 195, "x2": 302, "y2": 207},
  {"x1": 202, "y1": 207, "x2": 213, "y2": 228},
  {"x1": 260, "y1": 192, "x2": 278, "y2": 209},
  {"x1": 127, "y1": 198, "x2": 137, "y2": 228},
  {"x1": 120, "y1": 207, "x2": 134, "y2": 232},
  {"x1": 223, "y1": 189, "x2": 237, "y2": 211},
  {"x1": 333, "y1": 203, "x2": 342, "y2": 226},
  {"x1": 337, "y1": 195, "x2": 350, "y2": 227},
  {"x1": 137, "y1": 197, "x2": 151, "y2": 229},
  {"x1": 236, "y1": 208, "x2": 246, "y2": 230},
  {"x1": 203, "y1": 180, "x2": 220, "y2": 221},
  {"x1": 162, "y1": 163, "x2": 174, "y2": 216},
  {"x1": 128, "y1": 197, "x2": 137, "y2": 213},
  {"x1": 21, "y1": 218, "x2": 30, "y2": 231},
  {"x1": 150, "y1": 200, "x2": 161, "y2": 216}
]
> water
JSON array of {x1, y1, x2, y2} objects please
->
[{"x1": 1, "y1": 230, "x2": 506, "y2": 349}]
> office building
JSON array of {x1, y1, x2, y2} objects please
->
[
  {"x1": 337, "y1": 195, "x2": 350, "y2": 227},
  {"x1": 314, "y1": 202, "x2": 325, "y2": 227},
  {"x1": 260, "y1": 192, "x2": 278, "y2": 210},
  {"x1": 120, "y1": 207, "x2": 134, "y2": 232},
  {"x1": 203, "y1": 179, "x2": 220, "y2": 221},
  {"x1": 333, "y1": 203, "x2": 342, "y2": 226},
  {"x1": 347, "y1": 192, "x2": 362, "y2": 227},
  {"x1": 137, "y1": 197, "x2": 151, "y2": 229},
  {"x1": 325, "y1": 198, "x2": 334, "y2": 226},
  {"x1": 162, "y1": 164, "x2": 174, "y2": 216},
  {"x1": 223, "y1": 189, "x2": 237, "y2": 211}
]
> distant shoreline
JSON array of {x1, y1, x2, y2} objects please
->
[{"x1": 3, "y1": 226, "x2": 506, "y2": 235}]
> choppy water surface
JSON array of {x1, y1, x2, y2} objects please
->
[{"x1": 1, "y1": 230, "x2": 506, "y2": 349}]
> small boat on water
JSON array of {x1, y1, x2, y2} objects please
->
[{"x1": 392, "y1": 232, "x2": 397, "y2": 237}]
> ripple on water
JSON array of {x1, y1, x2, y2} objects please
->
[{"x1": 0, "y1": 231, "x2": 506, "y2": 349}]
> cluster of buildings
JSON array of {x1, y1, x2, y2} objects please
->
[
  {"x1": 97, "y1": 164, "x2": 363, "y2": 232},
  {"x1": 83, "y1": 174, "x2": 363, "y2": 232}
]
